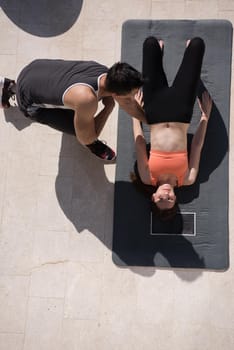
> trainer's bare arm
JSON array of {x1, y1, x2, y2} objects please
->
[
  {"x1": 96, "y1": 96, "x2": 115, "y2": 135},
  {"x1": 114, "y1": 94, "x2": 147, "y2": 123},
  {"x1": 64, "y1": 85, "x2": 114, "y2": 145}
]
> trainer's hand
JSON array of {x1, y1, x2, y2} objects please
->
[
  {"x1": 102, "y1": 96, "x2": 115, "y2": 111},
  {"x1": 135, "y1": 89, "x2": 144, "y2": 108},
  {"x1": 198, "y1": 91, "x2": 212, "y2": 121}
]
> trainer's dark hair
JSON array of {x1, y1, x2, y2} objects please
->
[
  {"x1": 105, "y1": 62, "x2": 143, "y2": 95},
  {"x1": 130, "y1": 166, "x2": 178, "y2": 222}
]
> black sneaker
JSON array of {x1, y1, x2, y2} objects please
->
[
  {"x1": 86, "y1": 140, "x2": 116, "y2": 161},
  {"x1": 0, "y1": 77, "x2": 16, "y2": 108}
]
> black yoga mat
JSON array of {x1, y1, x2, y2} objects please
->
[{"x1": 112, "y1": 20, "x2": 232, "y2": 269}]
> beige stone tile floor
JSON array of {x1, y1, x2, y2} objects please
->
[{"x1": 0, "y1": 0, "x2": 234, "y2": 349}]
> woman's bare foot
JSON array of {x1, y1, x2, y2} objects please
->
[{"x1": 159, "y1": 40, "x2": 164, "y2": 51}]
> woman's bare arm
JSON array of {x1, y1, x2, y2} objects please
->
[
  {"x1": 184, "y1": 91, "x2": 213, "y2": 185},
  {"x1": 132, "y1": 117, "x2": 152, "y2": 184}
]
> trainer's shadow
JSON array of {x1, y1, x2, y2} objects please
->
[
  {"x1": 4, "y1": 107, "x2": 33, "y2": 130},
  {"x1": 4, "y1": 109, "x2": 115, "y2": 258},
  {"x1": 55, "y1": 133, "x2": 114, "y2": 251}
]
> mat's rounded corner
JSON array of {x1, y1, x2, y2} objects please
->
[
  {"x1": 222, "y1": 261, "x2": 230, "y2": 272},
  {"x1": 112, "y1": 252, "x2": 125, "y2": 268},
  {"x1": 223, "y1": 255, "x2": 230, "y2": 272},
  {"x1": 122, "y1": 19, "x2": 138, "y2": 31},
  {"x1": 220, "y1": 19, "x2": 233, "y2": 31},
  {"x1": 214, "y1": 260, "x2": 230, "y2": 272}
]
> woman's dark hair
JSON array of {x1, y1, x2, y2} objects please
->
[
  {"x1": 150, "y1": 199, "x2": 178, "y2": 221},
  {"x1": 105, "y1": 62, "x2": 144, "y2": 95},
  {"x1": 130, "y1": 164, "x2": 178, "y2": 221}
]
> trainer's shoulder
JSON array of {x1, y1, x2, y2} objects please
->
[{"x1": 64, "y1": 84, "x2": 97, "y2": 109}]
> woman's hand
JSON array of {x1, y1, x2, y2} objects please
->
[
  {"x1": 198, "y1": 91, "x2": 212, "y2": 121},
  {"x1": 135, "y1": 89, "x2": 144, "y2": 108}
]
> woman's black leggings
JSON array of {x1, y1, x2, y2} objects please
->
[{"x1": 142, "y1": 37, "x2": 205, "y2": 124}]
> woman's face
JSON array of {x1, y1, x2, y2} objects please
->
[{"x1": 152, "y1": 184, "x2": 176, "y2": 210}]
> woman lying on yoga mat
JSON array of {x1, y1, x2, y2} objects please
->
[{"x1": 132, "y1": 36, "x2": 213, "y2": 221}]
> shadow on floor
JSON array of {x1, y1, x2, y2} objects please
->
[
  {"x1": 55, "y1": 133, "x2": 115, "y2": 254},
  {"x1": 0, "y1": 0, "x2": 83, "y2": 37},
  {"x1": 4, "y1": 106, "x2": 33, "y2": 130},
  {"x1": 3, "y1": 108, "x2": 220, "y2": 280},
  {"x1": 55, "y1": 135, "x2": 204, "y2": 280}
]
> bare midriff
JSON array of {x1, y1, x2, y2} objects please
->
[{"x1": 150, "y1": 122, "x2": 189, "y2": 152}]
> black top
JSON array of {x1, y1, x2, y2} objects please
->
[{"x1": 16, "y1": 59, "x2": 108, "y2": 113}]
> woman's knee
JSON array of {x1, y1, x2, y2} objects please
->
[
  {"x1": 189, "y1": 37, "x2": 205, "y2": 52},
  {"x1": 143, "y1": 36, "x2": 160, "y2": 49},
  {"x1": 143, "y1": 36, "x2": 162, "y2": 59}
]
